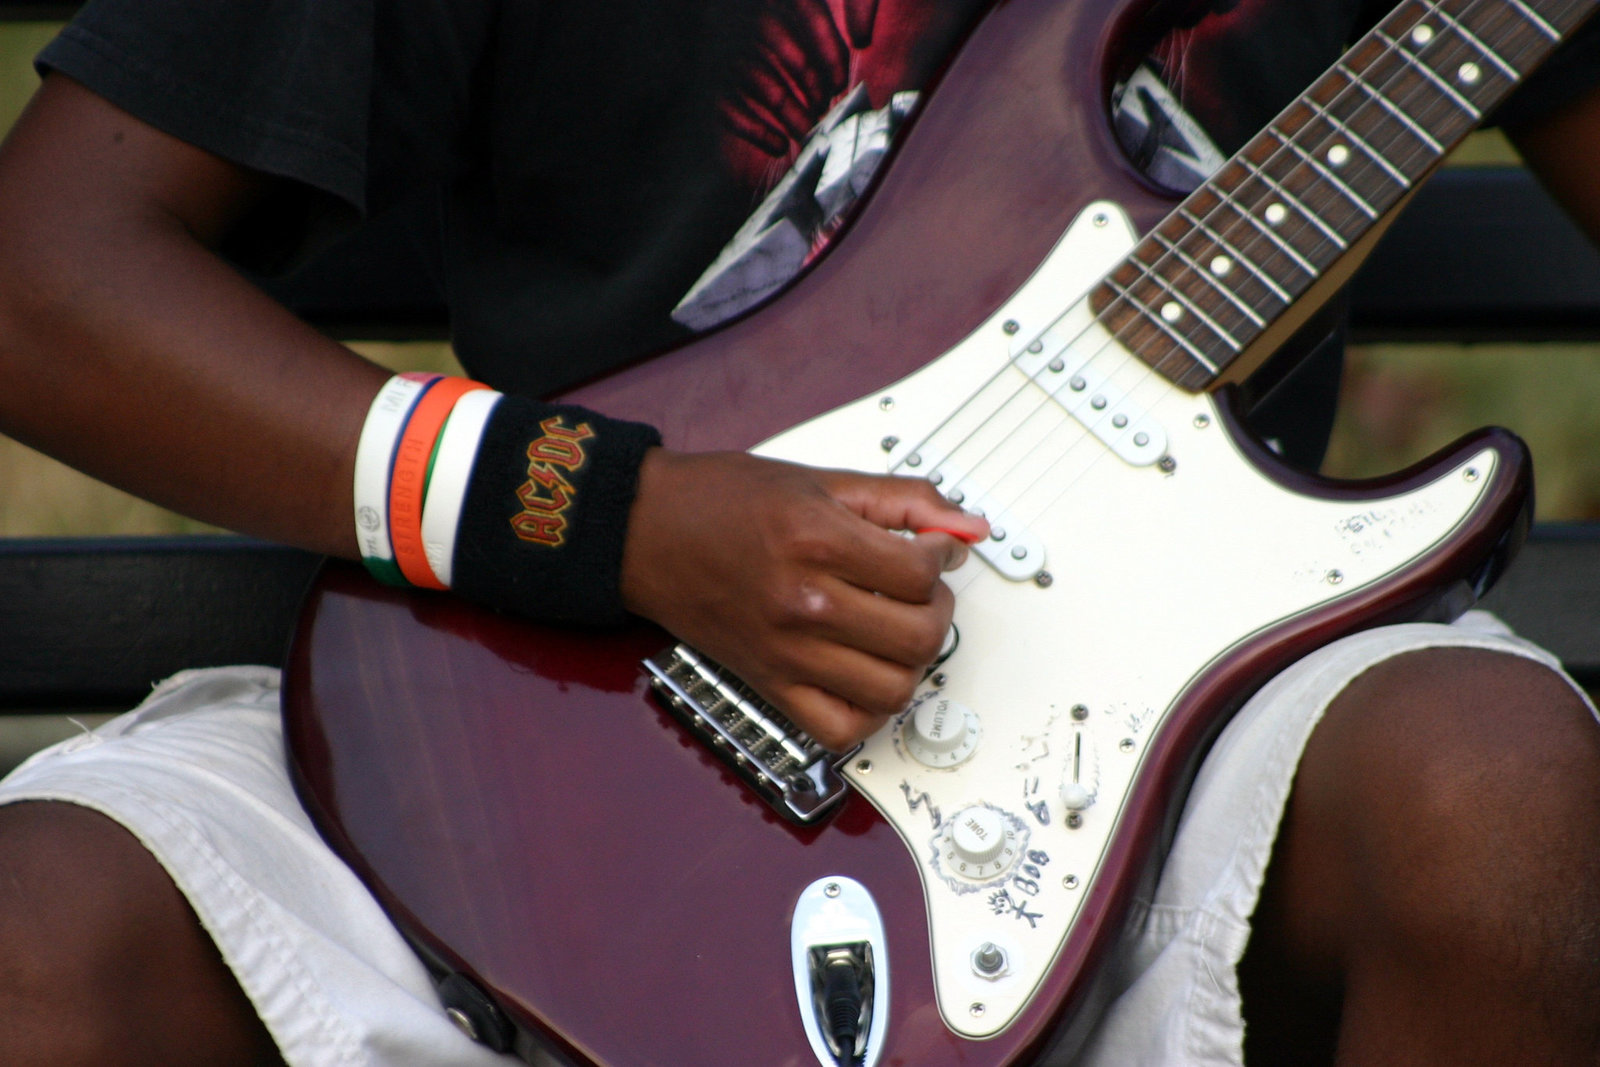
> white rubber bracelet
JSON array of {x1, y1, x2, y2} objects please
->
[
  {"x1": 353, "y1": 375, "x2": 430, "y2": 582},
  {"x1": 420, "y1": 388, "x2": 503, "y2": 588}
]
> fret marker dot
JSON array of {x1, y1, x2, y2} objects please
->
[
  {"x1": 1458, "y1": 62, "x2": 1481, "y2": 85},
  {"x1": 1160, "y1": 301, "x2": 1183, "y2": 323},
  {"x1": 1327, "y1": 144, "x2": 1350, "y2": 167},
  {"x1": 1210, "y1": 255, "x2": 1233, "y2": 277},
  {"x1": 1411, "y1": 24, "x2": 1434, "y2": 46},
  {"x1": 1265, "y1": 203, "x2": 1288, "y2": 226}
]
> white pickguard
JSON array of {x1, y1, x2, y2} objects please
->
[{"x1": 751, "y1": 203, "x2": 1498, "y2": 1036}]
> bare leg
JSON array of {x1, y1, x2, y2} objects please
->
[
  {"x1": 1241, "y1": 647, "x2": 1600, "y2": 1064},
  {"x1": 0, "y1": 801, "x2": 284, "y2": 1066}
]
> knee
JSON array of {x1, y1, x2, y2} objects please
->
[
  {"x1": 0, "y1": 801, "x2": 280, "y2": 1066},
  {"x1": 1284, "y1": 646, "x2": 1600, "y2": 988}
]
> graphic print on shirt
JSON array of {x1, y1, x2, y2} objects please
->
[
  {"x1": 672, "y1": 0, "x2": 1362, "y2": 333},
  {"x1": 674, "y1": 0, "x2": 985, "y2": 331}
]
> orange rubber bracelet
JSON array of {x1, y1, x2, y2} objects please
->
[{"x1": 389, "y1": 376, "x2": 491, "y2": 589}]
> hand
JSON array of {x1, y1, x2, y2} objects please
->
[{"x1": 620, "y1": 449, "x2": 988, "y2": 750}]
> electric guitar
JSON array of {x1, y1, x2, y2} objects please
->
[{"x1": 283, "y1": 0, "x2": 1593, "y2": 1062}]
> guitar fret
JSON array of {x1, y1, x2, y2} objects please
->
[
  {"x1": 1504, "y1": 0, "x2": 1560, "y2": 39},
  {"x1": 1128, "y1": 238, "x2": 1265, "y2": 344},
  {"x1": 1213, "y1": 178, "x2": 1322, "y2": 278},
  {"x1": 1380, "y1": 30, "x2": 1483, "y2": 118},
  {"x1": 1115, "y1": 0, "x2": 1594, "y2": 390},
  {"x1": 1126, "y1": 261, "x2": 1245, "y2": 353},
  {"x1": 1176, "y1": 207, "x2": 1293, "y2": 303},
  {"x1": 1338, "y1": 62, "x2": 1446, "y2": 153},
  {"x1": 1426, "y1": 2, "x2": 1522, "y2": 80},
  {"x1": 1301, "y1": 96, "x2": 1414, "y2": 189},
  {"x1": 1148, "y1": 231, "x2": 1269, "y2": 327},
  {"x1": 1246, "y1": 162, "x2": 1350, "y2": 250},
  {"x1": 1268, "y1": 129, "x2": 1379, "y2": 220},
  {"x1": 1312, "y1": 72, "x2": 1438, "y2": 188},
  {"x1": 1103, "y1": 276, "x2": 1223, "y2": 373}
]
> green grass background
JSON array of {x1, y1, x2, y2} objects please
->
[{"x1": 0, "y1": 21, "x2": 1596, "y2": 539}]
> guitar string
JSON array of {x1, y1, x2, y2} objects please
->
[
  {"x1": 997, "y1": 0, "x2": 1525, "y2": 516},
  {"x1": 950, "y1": 0, "x2": 1543, "y2": 599},
  {"x1": 898, "y1": 0, "x2": 1476, "y2": 538},
  {"x1": 896, "y1": 0, "x2": 1552, "y2": 599}
]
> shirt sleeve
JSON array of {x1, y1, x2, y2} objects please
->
[{"x1": 37, "y1": 0, "x2": 375, "y2": 214}]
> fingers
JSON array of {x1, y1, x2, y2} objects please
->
[
  {"x1": 760, "y1": 637, "x2": 934, "y2": 751},
  {"x1": 620, "y1": 451, "x2": 983, "y2": 753},
  {"x1": 772, "y1": 570, "x2": 954, "y2": 669},
  {"x1": 816, "y1": 472, "x2": 987, "y2": 601},
  {"x1": 829, "y1": 469, "x2": 990, "y2": 549}
]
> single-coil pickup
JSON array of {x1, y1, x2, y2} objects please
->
[
  {"x1": 890, "y1": 456, "x2": 1045, "y2": 582},
  {"x1": 1010, "y1": 323, "x2": 1167, "y2": 467}
]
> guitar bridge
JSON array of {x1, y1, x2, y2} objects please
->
[{"x1": 645, "y1": 645, "x2": 850, "y2": 823}]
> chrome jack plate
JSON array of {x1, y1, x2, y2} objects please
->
[{"x1": 792, "y1": 877, "x2": 890, "y2": 1067}]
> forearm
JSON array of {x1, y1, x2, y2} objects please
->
[{"x1": 0, "y1": 76, "x2": 387, "y2": 558}]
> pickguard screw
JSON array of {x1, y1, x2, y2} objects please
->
[
  {"x1": 931, "y1": 672, "x2": 949, "y2": 687},
  {"x1": 1092, "y1": 212, "x2": 1109, "y2": 227},
  {"x1": 1119, "y1": 738, "x2": 1136, "y2": 753},
  {"x1": 881, "y1": 436, "x2": 899, "y2": 451},
  {"x1": 856, "y1": 759, "x2": 873, "y2": 774},
  {"x1": 1067, "y1": 812, "x2": 1083, "y2": 829},
  {"x1": 1326, "y1": 569, "x2": 1344, "y2": 585},
  {"x1": 1193, "y1": 413, "x2": 1211, "y2": 429},
  {"x1": 879, "y1": 396, "x2": 895, "y2": 411},
  {"x1": 1464, "y1": 467, "x2": 1480, "y2": 482},
  {"x1": 1071, "y1": 704, "x2": 1089, "y2": 721},
  {"x1": 1003, "y1": 320, "x2": 1020, "y2": 335},
  {"x1": 824, "y1": 882, "x2": 842, "y2": 898},
  {"x1": 1034, "y1": 571, "x2": 1054, "y2": 589},
  {"x1": 1158, "y1": 456, "x2": 1177, "y2": 473},
  {"x1": 1063, "y1": 874, "x2": 1080, "y2": 890},
  {"x1": 970, "y1": 1002, "x2": 987, "y2": 1018}
]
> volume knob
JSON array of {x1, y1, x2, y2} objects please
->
[{"x1": 904, "y1": 698, "x2": 980, "y2": 767}]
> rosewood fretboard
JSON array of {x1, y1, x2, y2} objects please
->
[{"x1": 1094, "y1": 0, "x2": 1596, "y2": 389}]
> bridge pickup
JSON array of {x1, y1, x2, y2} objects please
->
[{"x1": 645, "y1": 645, "x2": 850, "y2": 823}]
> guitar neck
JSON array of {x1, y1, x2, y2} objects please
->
[{"x1": 1092, "y1": 0, "x2": 1595, "y2": 389}]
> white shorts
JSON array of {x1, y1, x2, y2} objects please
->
[{"x1": 0, "y1": 613, "x2": 1585, "y2": 1066}]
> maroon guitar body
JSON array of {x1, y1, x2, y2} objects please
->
[{"x1": 285, "y1": 0, "x2": 1588, "y2": 1062}]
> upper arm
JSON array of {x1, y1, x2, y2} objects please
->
[{"x1": 0, "y1": 73, "x2": 273, "y2": 257}]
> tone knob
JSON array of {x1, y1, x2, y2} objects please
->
[
  {"x1": 950, "y1": 806, "x2": 1007, "y2": 866},
  {"x1": 936, "y1": 804, "x2": 1027, "y2": 883},
  {"x1": 904, "y1": 698, "x2": 980, "y2": 767}
]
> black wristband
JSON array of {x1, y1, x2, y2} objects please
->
[{"x1": 450, "y1": 394, "x2": 661, "y2": 624}]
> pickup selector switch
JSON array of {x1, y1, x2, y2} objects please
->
[{"x1": 904, "y1": 698, "x2": 980, "y2": 767}]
